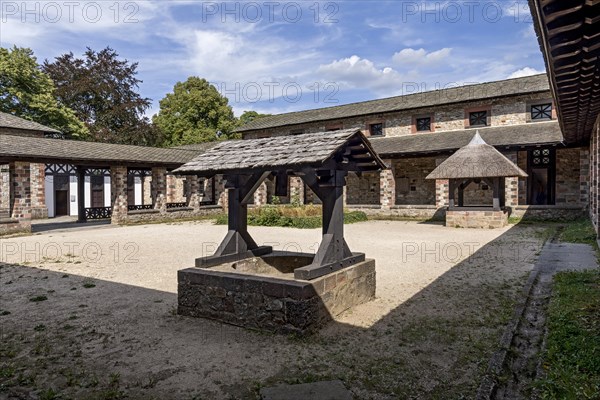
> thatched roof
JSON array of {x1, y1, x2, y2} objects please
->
[
  {"x1": 173, "y1": 129, "x2": 386, "y2": 176},
  {"x1": 426, "y1": 132, "x2": 528, "y2": 179}
]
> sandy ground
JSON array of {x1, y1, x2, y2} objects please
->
[{"x1": 0, "y1": 220, "x2": 550, "y2": 399}]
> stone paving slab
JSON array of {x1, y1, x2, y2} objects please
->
[{"x1": 260, "y1": 380, "x2": 353, "y2": 400}]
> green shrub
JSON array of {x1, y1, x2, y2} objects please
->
[{"x1": 214, "y1": 206, "x2": 368, "y2": 229}]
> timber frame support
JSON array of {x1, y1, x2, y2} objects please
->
[{"x1": 196, "y1": 171, "x2": 272, "y2": 267}]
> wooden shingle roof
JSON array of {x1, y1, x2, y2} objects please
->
[
  {"x1": 235, "y1": 74, "x2": 551, "y2": 132},
  {"x1": 174, "y1": 129, "x2": 386, "y2": 176},
  {"x1": 0, "y1": 134, "x2": 201, "y2": 167},
  {"x1": 369, "y1": 121, "x2": 564, "y2": 157},
  {"x1": 0, "y1": 112, "x2": 61, "y2": 133}
]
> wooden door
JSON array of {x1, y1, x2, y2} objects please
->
[{"x1": 54, "y1": 176, "x2": 70, "y2": 216}]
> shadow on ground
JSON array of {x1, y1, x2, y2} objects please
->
[{"x1": 0, "y1": 217, "x2": 589, "y2": 399}]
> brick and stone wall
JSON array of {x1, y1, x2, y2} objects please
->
[
  {"x1": 380, "y1": 167, "x2": 395, "y2": 209},
  {"x1": 30, "y1": 163, "x2": 48, "y2": 219},
  {"x1": 110, "y1": 166, "x2": 128, "y2": 224},
  {"x1": 1, "y1": 162, "x2": 33, "y2": 235},
  {"x1": 392, "y1": 157, "x2": 436, "y2": 205},
  {"x1": 556, "y1": 147, "x2": 587, "y2": 205},
  {"x1": 446, "y1": 209, "x2": 509, "y2": 229},
  {"x1": 590, "y1": 116, "x2": 600, "y2": 233},
  {"x1": 178, "y1": 258, "x2": 376, "y2": 335},
  {"x1": 167, "y1": 174, "x2": 187, "y2": 203},
  {"x1": 346, "y1": 172, "x2": 380, "y2": 205},
  {"x1": 242, "y1": 92, "x2": 553, "y2": 139},
  {"x1": 151, "y1": 167, "x2": 167, "y2": 211}
]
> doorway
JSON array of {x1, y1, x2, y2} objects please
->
[
  {"x1": 528, "y1": 148, "x2": 555, "y2": 205},
  {"x1": 54, "y1": 176, "x2": 70, "y2": 216}
]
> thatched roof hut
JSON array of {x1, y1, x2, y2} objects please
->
[{"x1": 426, "y1": 132, "x2": 527, "y2": 180}]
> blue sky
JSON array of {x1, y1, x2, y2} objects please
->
[{"x1": 0, "y1": 1, "x2": 546, "y2": 117}]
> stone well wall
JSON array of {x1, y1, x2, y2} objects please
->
[{"x1": 178, "y1": 259, "x2": 376, "y2": 335}]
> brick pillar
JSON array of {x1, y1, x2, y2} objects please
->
[
  {"x1": 186, "y1": 175, "x2": 201, "y2": 210},
  {"x1": 152, "y1": 167, "x2": 167, "y2": 211},
  {"x1": 380, "y1": 163, "x2": 395, "y2": 209},
  {"x1": 143, "y1": 175, "x2": 153, "y2": 205},
  {"x1": 166, "y1": 174, "x2": 176, "y2": 203},
  {"x1": 214, "y1": 175, "x2": 227, "y2": 209},
  {"x1": 580, "y1": 149, "x2": 590, "y2": 206},
  {"x1": 504, "y1": 152, "x2": 518, "y2": 208},
  {"x1": 9, "y1": 162, "x2": 32, "y2": 231},
  {"x1": 204, "y1": 177, "x2": 213, "y2": 204},
  {"x1": 110, "y1": 166, "x2": 128, "y2": 224},
  {"x1": 436, "y1": 179, "x2": 449, "y2": 208},
  {"x1": 289, "y1": 177, "x2": 304, "y2": 206},
  {"x1": 254, "y1": 182, "x2": 268, "y2": 206},
  {"x1": 0, "y1": 164, "x2": 9, "y2": 219},
  {"x1": 30, "y1": 163, "x2": 48, "y2": 219}
]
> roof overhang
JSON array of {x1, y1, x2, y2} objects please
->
[
  {"x1": 369, "y1": 121, "x2": 565, "y2": 158},
  {"x1": 529, "y1": 0, "x2": 600, "y2": 144}
]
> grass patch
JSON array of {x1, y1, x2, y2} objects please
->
[
  {"x1": 535, "y1": 269, "x2": 600, "y2": 399},
  {"x1": 559, "y1": 218, "x2": 597, "y2": 245},
  {"x1": 29, "y1": 295, "x2": 48, "y2": 302},
  {"x1": 215, "y1": 205, "x2": 368, "y2": 229}
]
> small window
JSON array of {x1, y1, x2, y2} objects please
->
[
  {"x1": 416, "y1": 117, "x2": 431, "y2": 132},
  {"x1": 369, "y1": 123, "x2": 383, "y2": 136},
  {"x1": 531, "y1": 103, "x2": 552, "y2": 120},
  {"x1": 290, "y1": 129, "x2": 304, "y2": 135},
  {"x1": 469, "y1": 111, "x2": 488, "y2": 127}
]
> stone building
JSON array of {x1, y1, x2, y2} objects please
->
[
  {"x1": 0, "y1": 113, "x2": 223, "y2": 235},
  {"x1": 235, "y1": 74, "x2": 588, "y2": 220},
  {"x1": 528, "y1": 0, "x2": 600, "y2": 233}
]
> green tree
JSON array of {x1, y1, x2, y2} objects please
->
[
  {"x1": 153, "y1": 77, "x2": 238, "y2": 146},
  {"x1": 43, "y1": 47, "x2": 159, "y2": 145},
  {"x1": 0, "y1": 46, "x2": 88, "y2": 138},
  {"x1": 238, "y1": 110, "x2": 271, "y2": 126}
]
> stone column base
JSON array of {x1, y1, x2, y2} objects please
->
[
  {"x1": 446, "y1": 209, "x2": 509, "y2": 229},
  {"x1": 31, "y1": 206, "x2": 49, "y2": 220}
]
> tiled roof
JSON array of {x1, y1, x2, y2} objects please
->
[
  {"x1": 0, "y1": 112, "x2": 61, "y2": 133},
  {"x1": 0, "y1": 134, "x2": 200, "y2": 166},
  {"x1": 236, "y1": 74, "x2": 551, "y2": 132},
  {"x1": 174, "y1": 129, "x2": 386, "y2": 175},
  {"x1": 369, "y1": 121, "x2": 564, "y2": 157},
  {"x1": 172, "y1": 142, "x2": 220, "y2": 152}
]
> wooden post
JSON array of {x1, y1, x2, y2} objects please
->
[
  {"x1": 448, "y1": 179, "x2": 456, "y2": 209},
  {"x1": 76, "y1": 166, "x2": 86, "y2": 223},
  {"x1": 295, "y1": 169, "x2": 363, "y2": 280},
  {"x1": 492, "y1": 177, "x2": 501, "y2": 211},
  {"x1": 196, "y1": 171, "x2": 272, "y2": 267}
]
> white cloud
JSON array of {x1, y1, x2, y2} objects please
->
[
  {"x1": 317, "y1": 55, "x2": 404, "y2": 93},
  {"x1": 392, "y1": 48, "x2": 453, "y2": 66},
  {"x1": 507, "y1": 67, "x2": 545, "y2": 79}
]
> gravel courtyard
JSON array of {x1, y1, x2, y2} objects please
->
[{"x1": 0, "y1": 220, "x2": 551, "y2": 399}]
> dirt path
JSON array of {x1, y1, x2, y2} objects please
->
[{"x1": 0, "y1": 220, "x2": 549, "y2": 399}]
